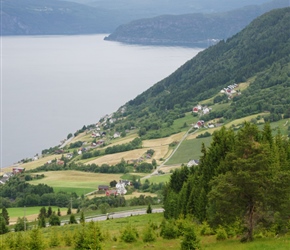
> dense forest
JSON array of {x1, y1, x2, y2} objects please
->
[{"x1": 163, "y1": 122, "x2": 290, "y2": 241}]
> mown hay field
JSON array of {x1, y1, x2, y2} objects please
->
[{"x1": 29, "y1": 171, "x2": 123, "y2": 195}]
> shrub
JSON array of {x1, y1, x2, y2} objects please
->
[
  {"x1": 63, "y1": 231, "x2": 73, "y2": 246},
  {"x1": 216, "y1": 226, "x2": 228, "y2": 241},
  {"x1": 49, "y1": 230, "x2": 60, "y2": 248},
  {"x1": 14, "y1": 217, "x2": 28, "y2": 232},
  {"x1": 200, "y1": 221, "x2": 214, "y2": 236},
  {"x1": 49, "y1": 212, "x2": 60, "y2": 226},
  {"x1": 120, "y1": 223, "x2": 139, "y2": 243},
  {"x1": 180, "y1": 225, "x2": 200, "y2": 250},
  {"x1": 160, "y1": 219, "x2": 178, "y2": 239},
  {"x1": 69, "y1": 214, "x2": 77, "y2": 224},
  {"x1": 142, "y1": 224, "x2": 156, "y2": 243},
  {"x1": 28, "y1": 228, "x2": 45, "y2": 250}
]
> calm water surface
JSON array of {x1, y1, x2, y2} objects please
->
[{"x1": 1, "y1": 34, "x2": 203, "y2": 168}]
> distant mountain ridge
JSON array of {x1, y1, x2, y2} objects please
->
[
  {"x1": 1, "y1": 0, "x2": 271, "y2": 36},
  {"x1": 105, "y1": 0, "x2": 290, "y2": 47}
]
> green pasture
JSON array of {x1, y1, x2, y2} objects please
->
[
  {"x1": 166, "y1": 136, "x2": 212, "y2": 165},
  {"x1": 7, "y1": 206, "x2": 64, "y2": 218},
  {"x1": 147, "y1": 174, "x2": 171, "y2": 184},
  {"x1": 29, "y1": 171, "x2": 123, "y2": 196}
]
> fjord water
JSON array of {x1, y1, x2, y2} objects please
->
[{"x1": 1, "y1": 34, "x2": 202, "y2": 168}]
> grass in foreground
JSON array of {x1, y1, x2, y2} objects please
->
[{"x1": 1, "y1": 213, "x2": 290, "y2": 250}]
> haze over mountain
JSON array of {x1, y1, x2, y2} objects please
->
[
  {"x1": 1, "y1": 0, "x2": 271, "y2": 36},
  {"x1": 105, "y1": 0, "x2": 290, "y2": 47}
]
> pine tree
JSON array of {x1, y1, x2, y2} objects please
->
[
  {"x1": 0, "y1": 215, "x2": 9, "y2": 234},
  {"x1": 80, "y1": 211, "x2": 85, "y2": 224},
  {"x1": 47, "y1": 206, "x2": 52, "y2": 218},
  {"x1": 38, "y1": 207, "x2": 47, "y2": 219},
  {"x1": 1, "y1": 207, "x2": 9, "y2": 225},
  {"x1": 38, "y1": 215, "x2": 46, "y2": 228},
  {"x1": 146, "y1": 204, "x2": 152, "y2": 214}
]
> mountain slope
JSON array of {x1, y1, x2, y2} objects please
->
[
  {"x1": 105, "y1": 0, "x2": 289, "y2": 47},
  {"x1": 123, "y1": 7, "x2": 290, "y2": 126}
]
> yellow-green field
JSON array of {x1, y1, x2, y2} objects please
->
[{"x1": 29, "y1": 171, "x2": 123, "y2": 195}]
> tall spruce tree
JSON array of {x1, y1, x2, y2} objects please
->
[
  {"x1": 207, "y1": 123, "x2": 290, "y2": 241},
  {"x1": 1, "y1": 207, "x2": 9, "y2": 225}
]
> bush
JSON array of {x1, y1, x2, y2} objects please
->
[
  {"x1": 142, "y1": 224, "x2": 156, "y2": 243},
  {"x1": 200, "y1": 221, "x2": 214, "y2": 236},
  {"x1": 69, "y1": 214, "x2": 77, "y2": 224},
  {"x1": 216, "y1": 226, "x2": 228, "y2": 241},
  {"x1": 120, "y1": 223, "x2": 139, "y2": 243},
  {"x1": 181, "y1": 224, "x2": 200, "y2": 250},
  {"x1": 160, "y1": 219, "x2": 178, "y2": 239},
  {"x1": 14, "y1": 217, "x2": 28, "y2": 232}
]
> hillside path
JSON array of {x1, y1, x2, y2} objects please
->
[{"x1": 142, "y1": 126, "x2": 197, "y2": 179}]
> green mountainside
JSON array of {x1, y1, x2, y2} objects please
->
[
  {"x1": 120, "y1": 7, "x2": 290, "y2": 138},
  {"x1": 0, "y1": 7, "x2": 290, "y2": 246},
  {"x1": 105, "y1": 0, "x2": 289, "y2": 47}
]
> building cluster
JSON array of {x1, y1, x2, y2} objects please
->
[
  {"x1": 220, "y1": 83, "x2": 239, "y2": 96},
  {"x1": 0, "y1": 167, "x2": 25, "y2": 185},
  {"x1": 98, "y1": 180, "x2": 132, "y2": 196}
]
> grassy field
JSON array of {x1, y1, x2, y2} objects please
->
[
  {"x1": 7, "y1": 206, "x2": 69, "y2": 224},
  {"x1": 166, "y1": 137, "x2": 212, "y2": 165},
  {"x1": 2, "y1": 213, "x2": 290, "y2": 250},
  {"x1": 146, "y1": 173, "x2": 171, "y2": 184},
  {"x1": 29, "y1": 171, "x2": 123, "y2": 195}
]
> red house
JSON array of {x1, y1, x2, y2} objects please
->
[{"x1": 12, "y1": 167, "x2": 25, "y2": 174}]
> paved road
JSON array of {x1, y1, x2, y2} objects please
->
[{"x1": 61, "y1": 208, "x2": 164, "y2": 225}]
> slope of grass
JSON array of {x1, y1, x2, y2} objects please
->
[
  {"x1": 166, "y1": 136, "x2": 212, "y2": 165},
  {"x1": 2, "y1": 213, "x2": 290, "y2": 250}
]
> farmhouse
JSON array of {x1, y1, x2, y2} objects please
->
[
  {"x1": 106, "y1": 189, "x2": 117, "y2": 196},
  {"x1": 12, "y1": 167, "x2": 25, "y2": 174},
  {"x1": 98, "y1": 185, "x2": 109, "y2": 191}
]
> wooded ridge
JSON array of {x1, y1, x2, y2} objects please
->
[{"x1": 105, "y1": 0, "x2": 289, "y2": 47}]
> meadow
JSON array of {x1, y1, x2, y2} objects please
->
[
  {"x1": 1, "y1": 213, "x2": 290, "y2": 250},
  {"x1": 29, "y1": 171, "x2": 123, "y2": 195}
]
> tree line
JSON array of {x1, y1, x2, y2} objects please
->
[{"x1": 163, "y1": 122, "x2": 290, "y2": 241}]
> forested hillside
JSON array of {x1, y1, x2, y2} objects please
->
[
  {"x1": 164, "y1": 122, "x2": 290, "y2": 241},
  {"x1": 123, "y1": 7, "x2": 290, "y2": 136},
  {"x1": 105, "y1": 0, "x2": 289, "y2": 47}
]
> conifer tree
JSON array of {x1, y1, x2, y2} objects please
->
[
  {"x1": 38, "y1": 207, "x2": 47, "y2": 219},
  {"x1": 1, "y1": 207, "x2": 9, "y2": 225},
  {"x1": 0, "y1": 215, "x2": 9, "y2": 234},
  {"x1": 38, "y1": 215, "x2": 46, "y2": 228},
  {"x1": 28, "y1": 228, "x2": 45, "y2": 250},
  {"x1": 80, "y1": 210, "x2": 85, "y2": 224},
  {"x1": 146, "y1": 204, "x2": 152, "y2": 214},
  {"x1": 47, "y1": 206, "x2": 52, "y2": 218}
]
